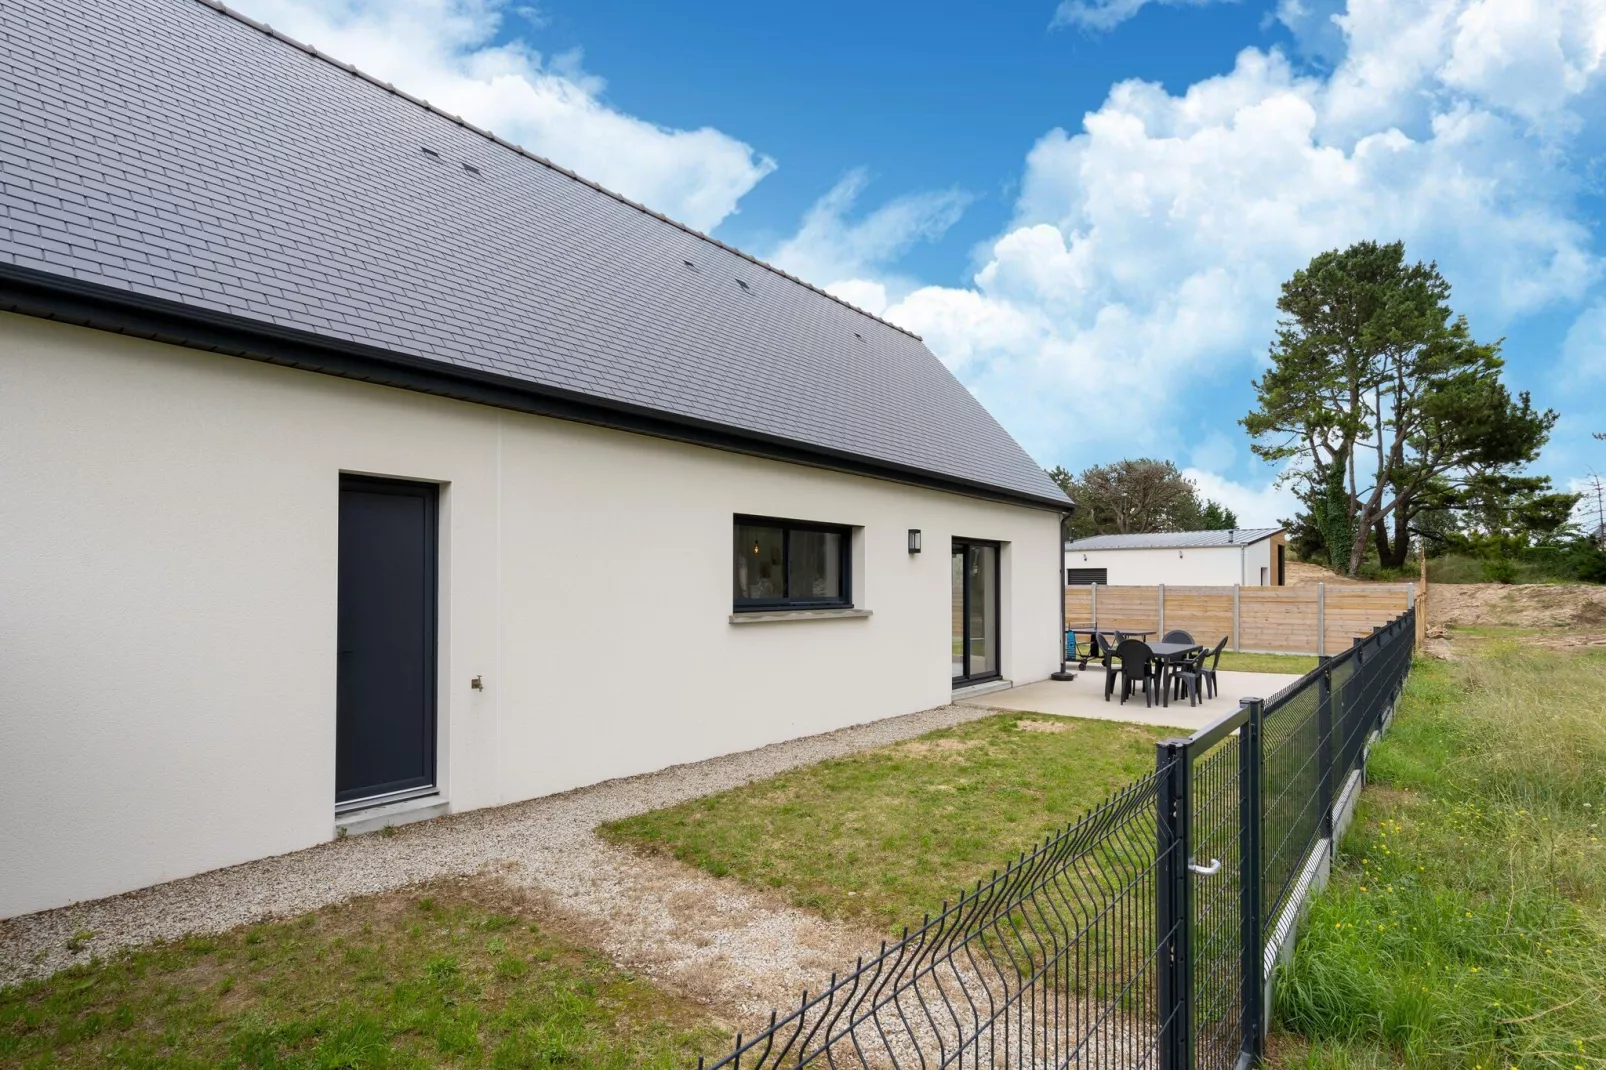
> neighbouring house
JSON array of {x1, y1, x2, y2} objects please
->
[
  {"x1": 1065, "y1": 529, "x2": 1286, "y2": 588},
  {"x1": 0, "y1": 0, "x2": 1070, "y2": 919}
]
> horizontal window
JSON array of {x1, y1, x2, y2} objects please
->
[{"x1": 734, "y1": 516, "x2": 851, "y2": 610}]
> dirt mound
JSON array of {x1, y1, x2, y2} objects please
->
[
  {"x1": 1427, "y1": 583, "x2": 1606, "y2": 628},
  {"x1": 1573, "y1": 600, "x2": 1606, "y2": 627},
  {"x1": 1283, "y1": 562, "x2": 1367, "y2": 586},
  {"x1": 1286, "y1": 560, "x2": 1606, "y2": 629}
]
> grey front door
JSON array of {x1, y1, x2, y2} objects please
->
[{"x1": 336, "y1": 475, "x2": 438, "y2": 809}]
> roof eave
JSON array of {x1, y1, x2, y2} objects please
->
[{"x1": 0, "y1": 263, "x2": 1072, "y2": 513}]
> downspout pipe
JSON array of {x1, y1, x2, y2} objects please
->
[{"x1": 1052, "y1": 507, "x2": 1078, "y2": 681}]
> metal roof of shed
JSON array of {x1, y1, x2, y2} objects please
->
[{"x1": 1065, "y1": 529, "x2": 1283, "y2": 551}]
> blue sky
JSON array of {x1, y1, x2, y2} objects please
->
[
  {"x1": 520, "y1": 1, "x2": 1286, "y2": 267},
  {"x1": 238, "y1": 0, "x2": 1606, "y2": 523}
]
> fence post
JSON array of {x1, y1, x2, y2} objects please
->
[
  {"x1": 1158, "y1": 584, "x2": 1166, "y2": 636},
  {"x1": 1406, "y1": 581, "x2": 1415, "y2": 618},
  {"x1": 1091, "y1": 582, "x2": 1098, "y2": 630},
  {"x1": 1239, "y1": 697, "x2": 1265, "y2": 1060},
  {"x1": 1156, "y1": 737, "x2": 1192, "y2": 1070},
  {"x1": 1317, "y1": 657, "x2": 1334, "y2": 840},
  {"x1": 1316, "y1": 582, "x2": 1326, "y2": 657},
  {"x1": 1233, "y1": 584, "x2": 1241, "y2": 652},
  {"x1": 1352, "y1": 634, "x2": 1369, "y2": 750}
]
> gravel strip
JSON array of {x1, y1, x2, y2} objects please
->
[{"x1": 1, "y1": 702, "x2": 995, "y2": 1022}]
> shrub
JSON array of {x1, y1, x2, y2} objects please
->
[
  {"x1": 1573, "y1": 542, "x2": 1606, "y2": 583},
  {"x1": 1480, "y1": 557, "x2": 1517, "y2": 583}
]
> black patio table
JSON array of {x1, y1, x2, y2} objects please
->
[
  {"x1": 1094, "y1": 627, "x2": 1155, "y2": 659},
  {"x1": 1144, "y1": 641, "x2": 1203, "y2": 707}
]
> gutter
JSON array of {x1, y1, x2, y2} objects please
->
[{"x1": 0, "y1": 263, "x2": 1072, "y2": 514}]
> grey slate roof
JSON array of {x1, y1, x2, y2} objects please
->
[
  {"x1": 1066, "y1": 529, "x2": 1282, "y2": 551},
  {"x1": 0, "y1": 0, "x2": 1069, "y2": 509}
]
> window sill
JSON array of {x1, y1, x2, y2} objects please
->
[{"x1": 729, "y1": 608, "x2": 873, "y2": 624}]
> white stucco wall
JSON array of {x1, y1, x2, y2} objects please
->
[
  {"x1": 0, "y1": 313, "x2": 1063, "y2": 918},
  {"x1": 1065, "y1": 541, "x2": 1277, "y2": 587}
]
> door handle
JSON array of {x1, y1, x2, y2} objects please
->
[{"x1": 1188, "y1": 858, "x2": 1221, "y2": 877}]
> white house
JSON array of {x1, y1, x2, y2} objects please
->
[
  {"x1": 0, "y1": 0, "x2": 1070, "y2": 919},
  {"x1": 1065, "y1": 530, "x2": 1286, "y2": 587}
]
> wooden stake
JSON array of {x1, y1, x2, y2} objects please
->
[{"x1": 1417, "y1": 546, "x2": 1429, "y2": 646}]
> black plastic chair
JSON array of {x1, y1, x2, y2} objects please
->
[
  {"x1": 1101, "y1": 639, "x2": 1121, "y2": 699},
  {"x1": 1199, "y1": 635, "x2": 1229, "y2": 699},
  {"x1": 1170, "y1": 658, "x2": 1204, "y2": 706},
  {"x1": 1167, "y1": 642, "x2": 1209, "y2": 706},
  {"x1": 1161, "y1": 629, "x2": 1194, "y2": 644},
  {"x1": 1084, "y1": 630, "x2": 1117, "y2": 671},
  {"x1": 1107, "y1": 639, "x2": 1156, "y2": 706}
]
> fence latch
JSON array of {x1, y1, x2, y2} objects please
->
[{"x1": 1187, "y1": 858, "x2": 1222, "y2": 877}]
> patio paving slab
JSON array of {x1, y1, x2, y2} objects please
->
[{"x1": 956, "y1": 669, "x2": 1303, "y2": 732}]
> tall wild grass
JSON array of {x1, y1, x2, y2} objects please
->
[{"x1": 1276, "y1": 646, "x2": 1606, "y2": 1067}]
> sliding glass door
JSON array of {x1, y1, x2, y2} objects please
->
[{"x1": 951, "y1": 539, "x2": 999, "y2": 685}]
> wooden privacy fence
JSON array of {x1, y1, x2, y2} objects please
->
[{"x1": 1065, "y1": 582, "x2": 1418, "y2": 656}]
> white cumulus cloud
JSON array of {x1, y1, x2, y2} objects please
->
[
  {"x1": 1438, "y1": 0, "x2": 1606, "y2": 126},
  {"x1": 230, "y1": 0, "x2": 775, "y2": 232},
  {"x1": 1182, "y1": 468, "x2": 1303, "y2": 528},
  {"x1": 1053, "y1": 0, "x2": 1239, "y2": 34},
  {"x1": 768, "y1": 170, "x2": 970, "y2": 298},
  {"x1": 1320, "y1": 0, "x2": 1606, "y2": 138},
  {"x1": 1564, "y1": 301, "x2": 1606, "y2": 380}
]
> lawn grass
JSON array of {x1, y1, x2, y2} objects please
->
[
  {"x1": 1216, "y1": 650, "x2": 1320, "y2": 675},
  {"x1": 0, "y1": 877, "x2": 723, "y2": 1069},
  {"x1": 601, "y1": 712, "x2": 1171, "y2": 929},
  {"x1": 1271, "y1": 645, "x2": 1606, "y2": 1067}
]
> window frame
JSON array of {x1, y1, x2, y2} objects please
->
[
  {"x1": 733, "y1": 514, "x2": 853, "y2": 611},
  {"x1": 952, "y1": 537, "x2": 1003, "y2": 686}
]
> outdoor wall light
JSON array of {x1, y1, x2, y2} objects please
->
[{"x1": 908, "y1": 529, "x2": 922, "y2": 554}]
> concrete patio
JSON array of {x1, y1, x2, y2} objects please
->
[{"x1": 958, "y1": 668, "x2": 1303, "y2": 732}]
